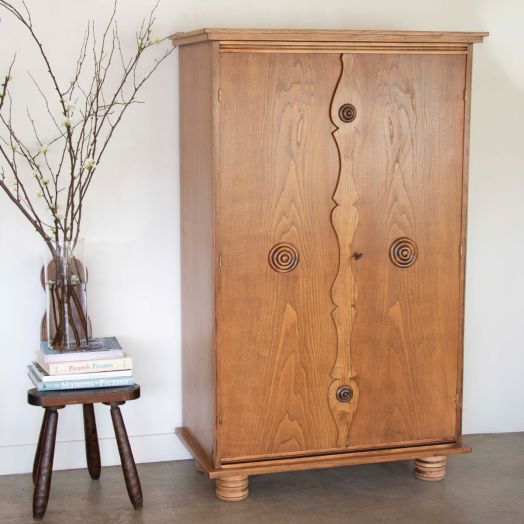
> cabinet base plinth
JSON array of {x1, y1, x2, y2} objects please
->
[
  {"x1": 215, "y1": 475, "x2": 249, "y2": 501},
  {"x1": 414, "y1": 456, "x2": 447, "y2": 481}
]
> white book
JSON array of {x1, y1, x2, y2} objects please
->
[
  {"x1": 30, "y1": 362, "x2": 132, "y2": 382},
  {"x1": 36, "y1": 351, "x2": 133, "y2": 375}
]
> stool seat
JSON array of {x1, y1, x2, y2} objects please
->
[
  {"x1": 28, "y1": 384, "x2": 140, "y2": 407},
  {"x1": 28, "y1": 384, "x2": 142, "y2": 520}
]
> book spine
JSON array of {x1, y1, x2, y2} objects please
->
[
  {"x1": 36, "y1": 376, "x2": 134, "y2": 391},
  {"x1": 39, "y1": 355, "x2": 133, "y2": 375},
  {"x1": 43, "y1": 349, "x2": 125, "y2": 363}
]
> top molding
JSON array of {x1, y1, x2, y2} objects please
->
[{"x1": 170, "y1": 28, "x2": 488, "y2": 47}]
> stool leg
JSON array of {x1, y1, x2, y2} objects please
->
[
  {"x1": 109, "y1": 402, "x2": 143, "y2": 509},
  {"x1": 33, "y1": 407, "x2": 59, "y2": 520},
  {"x1": 83, "y1": 403, "x2": 101, "y2": 480},
  {"x1": 32, "y1": 409, "x2": 49, "y2": 485}
]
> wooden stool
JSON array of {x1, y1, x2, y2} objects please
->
[{"x1": 28, "y1": 384, "x2": 142, "y2": 520}]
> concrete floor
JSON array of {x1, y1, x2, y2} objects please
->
[{"x1": 0, "y1": 433, "x2": 523, "y2": 523}]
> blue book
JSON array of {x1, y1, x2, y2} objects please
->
[
  {"x1": 40, "y1": 337, "x2": 125, "y2": 363},
  {"x1": 28, "y1": 365, "x2": 133, "y2": 391}
]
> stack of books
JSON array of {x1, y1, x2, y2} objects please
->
[{"x1": 28, "y1": 337, "x2": 134, "y2": 391}]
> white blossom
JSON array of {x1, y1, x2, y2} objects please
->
[
  {"x1": 62, "y1": 118, "x2": 71, "y2": 128},
  {"x1": 36, "y1": 191, "x2": 44, "y2": 198},
  {"x1": 83, "y1": 158, "x2": 96, "y2": 171},
  {"x1": 39, "y1": 144, "x2": 49, "y2": 154}
]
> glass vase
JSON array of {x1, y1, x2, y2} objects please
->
[{"x1": 44, "y1": 239, "x2": 89, "y2": 350}]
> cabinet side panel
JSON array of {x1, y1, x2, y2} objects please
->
[{"x1": 179, "y1": 42, "x2": 216, "y2": 462}]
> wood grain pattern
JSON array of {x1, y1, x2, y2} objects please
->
[
  {"x1": 215, "y1": 475, "x2": 249, "y2": 501},
  {"x1": 414, "y1": 456, "x2": 447, "y2": 481},
  {"x1": 179, "y1": 41, "x2": 218, "y2": 467},
  {"x1": 217, "y1": 52, "x2": 341, "y2": 461},
  {"x1": 456, "y1": 44, "x2": 474, "y2": 439},
  {"x1": 171, "y1": 28, "x2": 488, "y2": 47},
  {"x1": 83, "y1": 403, "x2": 101, "y2": 480},
  {"x1": 175, "y1": 29, "x2": 484, "y2": 490},
  {"x1": 176, "y1": 427, "x2": 215, "y2": 474},
  {"x1": 27, "y1": 385, "x2": 140, "y2": 407},
  {"x1": 32, "y1": 409, "x2": 49, "y2": 485},
  {"x1": 347, "y1": 53, "x2": 466, "y2": 447},
  {"x1": 328, "y1": 54, "x2": 360, "y2": 448},
  {"x1": 29, "y1": 389, "x2": 143, "y2": 515},
  {"x1": 33, "y1": 408, "x2": 59, "y2": 520},
  {"x1": 109, "y1": 403, "x2": 143, "y2": 510},
  {"x1": 177, "y1": 426, "x2": 470, "y2": 478},
  {"x1": 219, "y1": 42, "x2": 469, "y2": 54}
]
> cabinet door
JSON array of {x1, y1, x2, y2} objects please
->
[
  {"x1": 217, "y1": 52, "x2": 466, "y2": 462},
  {"x1": 217, "y1": 52, "x2": 341, "y2": 461},
  {"x1": 345, "y1": 53, "x2": 466, "y2": 448}
]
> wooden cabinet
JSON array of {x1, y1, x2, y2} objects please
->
[{"x1": 172, "y1": 28, "x2": 487, "y2": 501}]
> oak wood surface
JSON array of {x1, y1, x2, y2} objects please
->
[
  {"x1": 456, "y1": 44, "x2": 474, "y2": 439},
  {"x1": 27, "y1": 385, "x2": 140, "y2": 407},
  {"x1": 179, "y1": 41, "x2": 217, "y2": 467},
  {"x1": 328, "y1": 54, "x2": 361, "y2": 449},
  {"x1": 171, "y1": 28, "x2": 488, "y2": 47},
  {"x1": 414, "y1": 456, "x2": 447, "y2": 481},
  {"x1": 175, "y1": 28, "x2": 484, "y2": 489},
  {"x1": 176, "y1": 427, "x2": 215, "y2": 474},
  {"x1": 215, "y1": 51, "x2": 466, "y2": 463},
  {"x1": 216, "y1": 52, "x2": 341, "y2": 460},
  {"x1": 177, "y1": 426, "x2": 470, "y2": 478},
  {"x1": 215, "y1": 475, "x2": 249, "y2": 501},
  {"x1": 347, "y1": 53, "x2": 466, "y2": 447}
]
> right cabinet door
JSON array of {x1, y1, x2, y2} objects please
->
[{"x1": 345, "y1": 52, "x2": 467, "y2": 447}]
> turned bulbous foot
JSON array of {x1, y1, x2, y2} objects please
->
[
  {"x1": 215, "y1": 475, "x2": 249, "y2": 501},
  {"x1": 414, "y1": 456, "x2": 447, "y2": 481}
]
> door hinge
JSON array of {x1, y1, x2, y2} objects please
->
[
  {"x1": 459, "y1": 245, "x2": 463, "y2": 256},
  {"x1": 217, "y1": 88, "x2": 222, "y2": 102},
  {"x1": 454, "y1": 393, "x2": 459, "y2": 402},
  {"x1": 218, "y1": 252, "x2": 222, "y2": 268},
  {"x1": 463, "y1": 88, "x2": 468, "y2": 102},
  {"x1": 218, "y1": 412, "x2": 223, "y2": 425}
]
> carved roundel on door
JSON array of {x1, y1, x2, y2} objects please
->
[
  {"x1": 389, "y1": 237, "x2": 418, "y2": 268},
  {"x1": 268, "y1": 243, "x2": 299, "y2": 273},
  {"x1": 336, "y1": 385, "x2": 354, "y2": 403},
  {"x1": 338, "y1": 103, "x2": 357, "y2": 123}
]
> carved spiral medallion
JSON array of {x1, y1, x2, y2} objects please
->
[
  {"x1": 338, "y1": 103, "x2": 357, "y2": 123},
  {"x1": 268, "y1": 243, "x2": 299, "y2": 273},
  {"x1": 336, "y1": 385, "x2": 354, "y2": 403},
  {"x1": 389, "y1": 237, "x2": 418, "y2": 268}
]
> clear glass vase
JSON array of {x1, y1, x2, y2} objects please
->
[{"x1": 44, "y1": 239, "x2": 89, "y2": 350}]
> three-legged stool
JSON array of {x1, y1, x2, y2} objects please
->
[{"x1": 28, "y1": 384, "x2": 142, "y2": 520}]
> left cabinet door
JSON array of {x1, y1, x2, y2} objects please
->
[{"x1": 216, "y1": 52, "x2": 341, "y2": 462}]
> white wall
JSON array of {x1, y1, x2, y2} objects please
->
[{"x1": 0, "y1": 0, "x2": 522, "y2": 475}]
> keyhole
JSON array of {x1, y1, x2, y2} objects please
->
[{"x1": 352, "y1": 252, "x2": 363, "y2": 260}]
